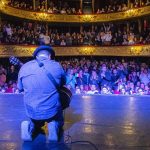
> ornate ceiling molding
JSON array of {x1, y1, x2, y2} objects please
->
[
  {"x1": 0, "y1": 45, "x2": 150, "y2": 57},
  {"x1": 0, "y1": 0, "x2": 150, "y2": 22}
]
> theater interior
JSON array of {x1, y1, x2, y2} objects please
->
[{"x1": 0, "y1": 0, "x2": 150, "y2": 149}]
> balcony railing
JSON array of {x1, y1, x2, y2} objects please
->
[
  {"x1": 0, "y1": 44, "x2": 150, "y2": 57},
  {"x1": 0, "y1": 0, "x2": 150, "y2": 22}
]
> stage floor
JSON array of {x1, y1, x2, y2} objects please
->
[{"x1": 0, "y1": 94, "x2": 150, "y2": 150}]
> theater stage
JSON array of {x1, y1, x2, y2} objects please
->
[{"x1": 0, "y1": 94, "x2": 150, "y2": 150}]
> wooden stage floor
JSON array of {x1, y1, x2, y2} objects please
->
[{"x1": 0, "y1": 94, "x2": 150, "y2": 150}]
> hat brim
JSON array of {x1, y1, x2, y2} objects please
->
[{"x1": 33, "y1": 45, "x2": 55, "y2": 59}]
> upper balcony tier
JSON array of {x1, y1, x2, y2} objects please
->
[{"x1": 1, "y1": 0, "x2": 150, "y2": 23}]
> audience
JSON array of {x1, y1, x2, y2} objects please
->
[
  {"x1": 8, "y1": 0, "x2": 79, "y2": 14},
  {"x1": 0, "y1": 57, "x2": 150, "y2": 95},
  {"x1": 62, "y1": 57, "x2": 150, "y2": 95},
  {"x1": 96, "y1": 0, "x2": 150, "y2": 14},
  {"x1": 8, "y1": 0, "x2": 150, "y2": 15},
  {"x1": 0, "y1": 21, "x2": 150, "y2": 46}
]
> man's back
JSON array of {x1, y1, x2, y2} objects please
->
[{"x1": 18, "y1": 59, "x2": 66, "y2": 120}]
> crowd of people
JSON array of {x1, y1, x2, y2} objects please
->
[
  {"x1": 0, "y1": 21, "x2": 150, "y2": 46},
  {"x1": 0, "y1": 57, "x2": 150, "y2": 96},
  {"x1": 96, "y1": 0, "x2": 150, "y2": 14},
  {"x1": 8, "y1": 0, "x2": 80, "y2": 14},
  {"x1": 62, "y1": 58, "x2": 150, "y2": 95},
  {"x1": 8, "y1": 0, "x2": 150, "y2": 14},
  {"x1": 0, "y1": 65, "x2": 19, "y2": 94}
]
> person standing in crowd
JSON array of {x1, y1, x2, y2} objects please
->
[
  {"x1": 87, "y1": 84, "x2": 99, "y2": 94},
  {"x1": 17, "y1": 45, "x2": 66, "y2": 142},
  {"x1": 66, "y1": 68, "x2": 76, "y2": 91},
  {"x1": 89, "y1": 70, "x2": 99, "y2": 87},
  {"x1": 43, "y1": 32, "x2": 50, "y2": 45},
  {"x1": 5, "y1": 24, "x2": 13, "y2": 40},
  {"x1": 83, "y1": 66, "x2": 90, "y2": 86},
  {"x1": 139, "y1": 68, "x2": 150, "y2": 85},
  {"x1": 76, "y1": 69, "x2": 88, "y2": 87},
  {"x1": 7, "y1": 65, "x2": 18, "y2": 82},
  {"x1": 111, "y1": 68, "x2": 120, "y2": 90},
  {"x1": 0, "y1": 64, "x2": 7, "y2": 87},
  {"x1": 99, "y1": 64, "x2": 111, "y2": 86}
]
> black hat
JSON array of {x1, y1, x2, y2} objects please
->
[{"x1": 33, "y1": 45, "x2": 55, "y2": 59}]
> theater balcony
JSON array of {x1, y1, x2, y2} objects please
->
[
  {"x1": 0, "y1": 0, "x2": 150, "y2": 23},
  {"x1": 0, "y1": 44, "x2": 150, "y2": 57},
  {"x1": 0, "y1": 0, "x2": 150, "y2": 58}
]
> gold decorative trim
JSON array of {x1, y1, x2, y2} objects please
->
[
  {"x1": 0, "y1": 0, "x2": 150, "y2": 22},
  {"x1": 0, "y1": 45, "x2": 150, "y2": 57}
]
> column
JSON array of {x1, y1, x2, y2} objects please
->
[
  {"x1": 80, "y1": 25, "x2": 83, "y2": 33},
  {"x1": 92, "y1": 0, "x2": 95, "y2": 13},
  {"x1": 138, "y1": 19, "x2": 142, "y2": 33},
  {"x1": 45, "y1": 0, "x2": 48, "y2": 11},
  {"x1": 46, "y1": 23, "x2": 48, "y2": 33},
  {"x1": 144, "y1": 19, "x2": 147, "y2": 31},
  {"x1": 33, "y1": 0, "x2": 36, "y2": 10},
  {"x1": 127, "y1": 22, "x2": 130, "y2": 33},
  {"x1": 128, "y1": 0, "x2": 130, "y2": 8},
  {"x1": 92, "y1": 24, "x2": 94, "y2": 32},
  {"x1": 140, "y1": 0, "x2": 142, "y2": 6},
  {"x1": 80, "y1": 0, "x2": 83, "y2": 10},
  {"x1": 69, "y1": 26, "x2": 71, "y2": 33},
  {"x1": 0, "y1": 15, "x2": 1, "y2": 28}
]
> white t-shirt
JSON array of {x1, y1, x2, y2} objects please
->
[
  {"x1": 104, "y1": 33, "x2": 112, "y2": 42},
  {"x1": 5, "y1": 27, "x2": 12, "y2": 36},
  {"x1": 39, "y1": 33, "x2": 44, "y2": 43},
  {"x1": 44, "y1": 35, "x2": 50, "y2": 44},
  {"x1": 87, "y1": 90, "x2": 99, "y2": 94}
]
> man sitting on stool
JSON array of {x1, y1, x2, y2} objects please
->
[{"x1": 18, "y1": 45, "x2": 66, "y2": 142}]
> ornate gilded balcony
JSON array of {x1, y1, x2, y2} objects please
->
[
  {"x1": 0, "y1": 0, "x2": 150, "y2": 23},
  {"x1": 0, "y1": 45, "x2": 150, "y2": 57}
]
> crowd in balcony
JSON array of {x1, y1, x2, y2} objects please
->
[
  {"x1": 96, "y1": 0, "x2": 150, "y2": 14},
  {"x1": 8, "y1": 0, "x2": 33, "y2": 10},
  {"x1": 0, "y1": 57, "x2": 150, "y2": 95},
  {"x1": 8, "y1": 0, "x2": 80, "y2": 14},
  {"x1": 8, "y1": 0, "x2": 150, "y2": 14},
  {"x1": 0, "y1": 21, "x2": 150, "y2": 46}
]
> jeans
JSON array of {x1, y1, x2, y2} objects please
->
[{"x1": 28, "y1": 110, "x2": 64, "y2": 135}]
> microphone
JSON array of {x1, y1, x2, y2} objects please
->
[
  {"x1": 38, "y1": 62, "x2": 44, "y2": 67},
  {"x1": 36, "y1": 57, "x2": 44, "y2": 67}
]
